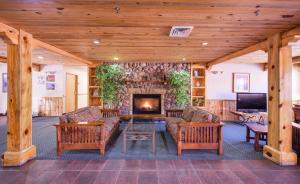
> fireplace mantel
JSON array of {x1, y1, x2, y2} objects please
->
[{"x1": 129, "y1": 88, "x2": 166, "y2": 114}]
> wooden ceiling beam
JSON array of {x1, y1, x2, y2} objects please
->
[
  {"x1": 206, "y1": 26, "x2": 300, "y2": 69},
  {"x1": 33, "y1": 40, "x2": 93, "y2": 65},
  {"x1": 206, "y1": 41, "x2": 267, "y2": 70},
  {"x1": 0, "y1": 22, "x2": 93, "y2": 66},
  {"x1": 0, "y1": 55, "x2": 41, "y2": 71},
  {"x1": 293, "y1": 56, "x2": 300, "y2": 64},
  {"x1": 0, "y1": 55, "x2": 6, "y2": 63}
]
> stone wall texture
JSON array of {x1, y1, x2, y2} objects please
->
[{"x1": 107, "y1": 62, "x2": 191, "y2": 115}]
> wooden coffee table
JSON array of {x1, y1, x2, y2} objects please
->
[
  {"x1": 245, "y1": 122, "x2": 268, "y2": 151},
  {"x1": 123, "y1": 123, "x2": 156, "y2": 154}
]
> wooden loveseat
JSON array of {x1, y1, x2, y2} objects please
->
[
  {"x1": 165, "y1": 107, "x2": 223, "y2": 156},
  {"x1": 54, "y1": 107, "x2": 120, "y2": 156}
]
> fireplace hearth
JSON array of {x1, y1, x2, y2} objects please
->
[{"x1": 133, "y1": 94, "x2": 161, "y2": 114}]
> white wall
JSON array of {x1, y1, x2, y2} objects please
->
[
  {"x1": 0, "y1": 63, "x2": 88, "y2": 115},
  {"x1": 206, "y1": 63, "x2": 268, "y2": 100},
  {"x1": 293, "y1": 66, "x2": 300, "y2": 102},
  {"x1": 0, "y1": 63, "x2": 7, "y2": 114}
]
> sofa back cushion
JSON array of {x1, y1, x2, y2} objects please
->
[
  {"x1": 60, "y1": 106, "x2": 102, "y2": 123},
  {"x1": 191, "y1": 108, "x2": 220, "y2": 123},
  {"x1": 182, "y1": 106, "x2": 196, "y2": 122}
]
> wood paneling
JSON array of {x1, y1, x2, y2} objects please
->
[
  {"x1": 0, "y1": 1, "x2": 300, "y2": 63},
  {"x1": 205, "y1": 99, "x2": 238, "y2": 121}
]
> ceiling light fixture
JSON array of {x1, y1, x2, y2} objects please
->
[
  {"x1": 37, "y1": 56, "x2": 44, "y2": 59},
  {"x1": 182, "y1": 57, "x2": 186, "y2": 61},
  {"x1": 202, "y1": 42, "x2": 208, "y2": 46},
  {"x1": 93, "y1": 40, "x2": 100, "y2": 45},
  {"x1": 113, "y1": 57, "x2": 119, "y2": 61}
]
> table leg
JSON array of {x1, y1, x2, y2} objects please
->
[
  {"x1": 123, "y1": 133, "x2": 126, "y2": 153},
  {"x1": 246, "y1": 127, "x2": 250, "y2": 142},
  {"x1": 254, "y1": 133, "x2": 260, "y2": 151},
  {"x1": 152, "y1": 132, "x2": 155, "y2": 154}
]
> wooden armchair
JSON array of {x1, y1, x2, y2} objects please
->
[
  {"x1": 54, "y1": 121, "x2": 105, "y2": 156},
  {"x1": 166, "y1": 109, "x2": 223, "y2": 156}
]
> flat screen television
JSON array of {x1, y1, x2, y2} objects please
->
[{"x1": 236, "y1": 93, "x2": 267, "y2": 113}]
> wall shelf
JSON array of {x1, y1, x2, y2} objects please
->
[
  {"x1": 88, "y1": 67, "x2": 103, "y2": 107},
  {"x1": 191, "y1": 64, "x2": 206, "y2": 107}
]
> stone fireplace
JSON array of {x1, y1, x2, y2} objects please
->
[
  {"x1": 129, "y1": 88, "x2": 166, "y2": 114},
  {"x1": 114, "y1": 62, "x2": 190, "y2": 115},
  {"x1": 132, "y1": 94, "x2": 161, "y2": 114}
]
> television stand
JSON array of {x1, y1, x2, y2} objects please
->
[{"x1": 230, "y1": 111, "x2": 267, "y2": 125}]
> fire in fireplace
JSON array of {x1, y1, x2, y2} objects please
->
[{"x1": 133, "y1": 94, "x2": 161, "y2": 114}]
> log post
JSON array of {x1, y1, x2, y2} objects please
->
[
  {"x1": 3, "y1": 30, "x2": 36, "y2": 166},
  {"x1": 263, "y1": 33, "x2": 297, "y2": 165}
]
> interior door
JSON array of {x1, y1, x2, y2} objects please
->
[{"x1": 65, "y1": 73, "x2": 78, "y2": 113}]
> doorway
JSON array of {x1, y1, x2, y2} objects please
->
[{"x1": 65, "y1": 73, "x2": 78, "y2": 113}]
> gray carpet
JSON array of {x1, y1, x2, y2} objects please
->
[{"x1": 0, "y1": 116, "x2": 264, "y2": 160}]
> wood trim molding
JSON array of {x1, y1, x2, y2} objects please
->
[{"x1": 0, "y1": 22, "x2": 93, "y2": 66}]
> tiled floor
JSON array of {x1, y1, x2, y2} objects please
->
[{"x1": 0, "y1": 159, "x2": 300, "y2": 184}]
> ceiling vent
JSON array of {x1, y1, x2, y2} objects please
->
[{"x1": 169, "y1": 26, "x2": 193, "y2": 38}]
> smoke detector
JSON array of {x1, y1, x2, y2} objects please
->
[{"x1": 169, "y1": 26, "x2": 193, "y2": 38}]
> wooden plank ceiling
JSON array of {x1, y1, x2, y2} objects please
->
[{"x1": 0, "y1": 0, "x2": 300, "y2": 64}]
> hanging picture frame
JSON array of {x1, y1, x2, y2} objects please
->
[
  {"x1": 233, "y1": 73, "x2": 250, "y2": 93},
  {"x1": 2, "y1": 73, "x2": 7, "y2": 93}
]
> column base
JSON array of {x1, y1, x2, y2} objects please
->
[
  {"x1": 3, "y1": 145, "x2": 36, "y2": 166},
  {"x1": 263, "y1": 145, "x2": 297, "y2": 166}
]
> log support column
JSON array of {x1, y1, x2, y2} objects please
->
[
  {"x1": 3, "y1": 30, "x2": 36, "y2": 166},
  {"x1": 263, "y1": 33, "x2": 297, "y2": 165}
]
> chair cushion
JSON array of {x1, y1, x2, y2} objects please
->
[
  {"x1": 182, "y1": 106, "x2": 196, "y2": 122},
  {"x1": 165, "y1": 117, "x2": 185, "y2": 126},
  {"x1": 191, "y1": 109, "x2": 220, "y2": 123},
  {"x1": 61, "y1": 107, "x2": 103, "y2": 123},
  {"x1": 167, "y1": 122, "x2": 178, "y2": 140},
  {"x1": 103, "y1": 117, "x2": 120, "y2": 141}
]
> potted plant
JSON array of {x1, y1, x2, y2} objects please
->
[
  {"x1": 168, "y1": 70, "x2": 190, "y2": 108},
  {"x1": 95, "y1": 64, "x2": 123, "y2": 109}
]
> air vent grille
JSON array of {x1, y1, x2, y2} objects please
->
[{"x1": 169, "y1": 26, "x2": 193, "y2": 37}]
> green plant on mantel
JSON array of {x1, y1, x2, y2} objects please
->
[
  {"x1": 95, "y1": 64, "x2": 123, "y2": 108},
  {"x1": 169, "y1": 70, "x2": 190, "y2": 108}
]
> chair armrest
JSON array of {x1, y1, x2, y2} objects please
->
[
  {"x1": 178, "y1": 122, "x2": 222, "y2": 128},
  {"x1": 292, "y1": 122, "x2": 300, "y2": 129},
  {"x1": 101, "y1": 109, "x2": 119, "y2": 118},
  {"x1": 54, "y1": 121, "x2": 105, "y2": 127},
  {"x1": 166, "y1": 109, "x2": 183, "y2": 117}
]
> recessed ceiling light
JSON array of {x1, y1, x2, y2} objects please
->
[
  {"x1": 182, "y1": 57, "x2": 186, "y2": 61},
  {"x1": 93, "y1": 40, "x2": 100, "y2": 45},
  {"x1": 202, "y1": 42, "x2": 208, "y2": 46},
  {"x1": 37, "y1": 56, "x2": 44, "y2": 59},
  {"x1": 113, "y1": 57, "x2": 119, "y2": 61}
]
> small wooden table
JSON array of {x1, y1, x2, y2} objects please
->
[
  {"x1": 123, "y1": 123, "x2": 156, "y2": 154},
  {"x1": 245, "y1": 122, "x2": 268, "y2": 151}
]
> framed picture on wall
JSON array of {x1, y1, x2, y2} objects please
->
[
  {"x1": 46, "y1": 83, "x2": 55, "y2": 90},
  {"x1": 233, "y1": 73, "x2": 250, "y2": 93},
  {"x1": 2, "y1": 73, "x2": 7, "y2": 93}
]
